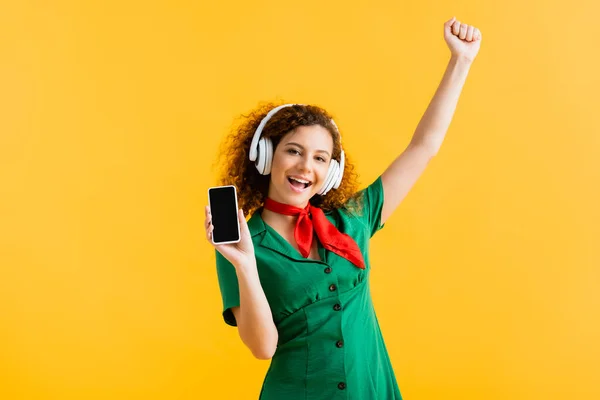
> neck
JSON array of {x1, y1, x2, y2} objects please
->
[
  {"x1": 261, "y1": 196, "x2": 311, "y2": 229},
  {"x1": 261, "y1": 207, "x2": 300, "y2": 237},
  {"x1": 261, "y1": 207, "x2": 298, "y2": 224}
]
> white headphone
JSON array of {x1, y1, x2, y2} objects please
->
[{"x1": 248, "y1": 104, "x2": 345, "y2": 196}]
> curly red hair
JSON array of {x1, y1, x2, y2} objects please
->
[{"x1": 214, "y1": 101, "x2": 363, "y2": 217}]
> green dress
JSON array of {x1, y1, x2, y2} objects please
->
[{"x1": 216, "y1": 176, "x2": 403, "y2": 399}]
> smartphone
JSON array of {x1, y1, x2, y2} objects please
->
[{"x1": 207, "y1": 185, "x2": 241, "y2": 245}]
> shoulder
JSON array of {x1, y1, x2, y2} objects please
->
[
  {"x1": 334, "y1": 175, "x2": 384, "y2": 216},
  {"x1": 335, "y1": 175, "x2": 386, "y2": 236}
]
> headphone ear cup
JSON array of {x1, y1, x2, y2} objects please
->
[
  {"x1": 333, "y1": 150, "x2": 345, "y2": 189},
  {"x1": 263, "y1": 137, "x2": 273, "y2": 175},
  {"x1": 255, "y1": 137, "x2": 268, "y2": 175}
]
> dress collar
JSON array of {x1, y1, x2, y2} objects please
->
[{"x1": 247, "y1": 208, "x2": 328, "y2": 263}]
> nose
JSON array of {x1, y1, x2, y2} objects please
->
[{"x1": 296, "y1": 154, "x2": 313, "y2": 173}]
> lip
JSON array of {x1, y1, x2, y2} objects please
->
[
  {"x1": 288, "y1": 179, "x2": 310, "y2": 193},
  {"x1": 288, "y1": 175, "x2": 312, "y2": 184}
]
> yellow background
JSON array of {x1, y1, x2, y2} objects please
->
[{"x1": 1, "y1": 0, "x2": 599, "y2": 399}]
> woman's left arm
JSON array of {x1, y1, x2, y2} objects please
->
[{"x1": 380, "y1": 17, "x2": 482, "y2": 225}]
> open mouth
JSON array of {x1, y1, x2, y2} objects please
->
[{"x1": 288, "y1": 176, "x2": 312, "y2": 190}]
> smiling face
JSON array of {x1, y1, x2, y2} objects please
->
[{"x1": 267, "y1": 125, "x2": 334, "y2": 208}]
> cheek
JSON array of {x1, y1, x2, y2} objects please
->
[
  {"x1": 316, "y1": 163, "x2": 331, "y2": 180},
  {"x1": 271, "y1": 153, "x2": 293, "y2": 176},
  {"x1": 270, "y1": 151, "x2": 285, "y2": 167}
]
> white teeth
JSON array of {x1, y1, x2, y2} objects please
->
[{"x1": 289, "y1": 177, "x2": 310, "y2": 184}]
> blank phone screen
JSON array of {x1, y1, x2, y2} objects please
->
[{"x1": 208, "y1": 186, "x2": 240, "y2": 243}]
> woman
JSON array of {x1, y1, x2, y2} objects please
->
[{"x1": 205, "y1": 17, "x2": 482, "y2": 400}]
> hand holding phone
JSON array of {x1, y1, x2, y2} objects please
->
[
  {"x1": 207, "y1": 185, "x2": 241, "y2": 244},
  {"x1": 206, "y1": 186, "x2": 255, "y2": 268}
]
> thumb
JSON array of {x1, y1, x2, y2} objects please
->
[
  {"x1": 445, "y1": 16, "x2": 456, "y2": 28},
  {"x1": 238, "y1": 209, "x2": 250, "y2": 235}
]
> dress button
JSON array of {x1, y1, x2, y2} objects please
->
[
  {"x1": 336, "y1": 340, "x2": 344, "y2": 348},
  {"x1": 333, "y1": 304, "x2": 342, "y2": 311},
  {"x1": 338, "y1": 382, "x2": 346, "y2": 390},
  {"x1": 324, "y1": 267, "x2": 332, "y2": 274},
  {"x1": 329, "y1": 284, "x2": 337, "y2": 292}
]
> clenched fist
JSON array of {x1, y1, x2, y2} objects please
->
[{"x1": 444, "y1": 17, "x2": 482, "y2": 63}]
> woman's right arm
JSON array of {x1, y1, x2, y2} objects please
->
[
  {"x1": 230, "y1": 261, "x2": 278, "y2": 360},
  {"x1": 206, "y1": 206, "x2": 278, "y2": 360}
]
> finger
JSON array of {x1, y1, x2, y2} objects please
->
[
  {"x1": 204, "y1": 207, "x2": 211, "y2": 229},
  {"x1": 204, "y1": 206, "x2": 214, "y2": 241},
  {"x1": 466, "y1": 25, "x2": 475, "y2": 41},
  {"x1": 474, "y1": 28, "x2": 482, "y2": 40},
  {"x1": 444, "y1": 16, "x2": 456, "y2": 29},
  {"x1": 452, "y1": 20, "x2": 461, "y2": 36},
  {"x1": 459, "y1": 24, "x2": 467, "y2": 40}
]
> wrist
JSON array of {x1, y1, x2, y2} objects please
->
[
  {"x1": 450, "y1": 54, "x2": 474, "y2": 67},
  {"x1": 234, "y1": 258, "x2": 258, "y2": 275}
]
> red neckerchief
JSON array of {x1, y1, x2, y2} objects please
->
[{"x1": 264, "y1": 198, "x2": 365, "y2": 269}]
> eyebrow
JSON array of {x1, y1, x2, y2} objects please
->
[{"x1": 284, "y1": 142, "x2": 331, "y2": 157}]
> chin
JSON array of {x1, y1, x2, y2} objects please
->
[{"x1": 287, "y1": 194, "x2": 312, "y2": 207}]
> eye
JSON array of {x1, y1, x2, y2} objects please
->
[
  {"x1": 287, "y1": 149, "x2": 300, "y2": 155},
  {"x1": 316, "y1": 156, "x2": 327, "y2": 163}
]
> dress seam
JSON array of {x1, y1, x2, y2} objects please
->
[{"x1": 275, "y1": 279, "x2": 368, "y2": 327}]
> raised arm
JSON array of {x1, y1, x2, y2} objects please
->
[{"x1": 380, "y1": 17, "x2": 482, "y2": 224}]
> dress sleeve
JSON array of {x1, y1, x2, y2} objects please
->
[
  {"x1": 351, "y1": 175, "x2": 386, "y2": 238},
  {"x1": 215, "y1": 250, "x2": 240, "y2": 326}
]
